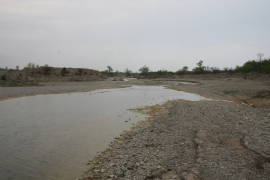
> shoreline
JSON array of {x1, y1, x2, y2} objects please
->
[
  {"x1": 0, "y1": 85, "x2": 131, "y2": 102},
  {"x1": 0, "y1": 80, "x2": 132, "y2": 101}
]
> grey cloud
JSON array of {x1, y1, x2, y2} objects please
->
[{"x1": 0, "y1": 0, "x2": 270, "y2": 71}]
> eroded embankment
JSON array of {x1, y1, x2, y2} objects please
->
[
  {"x1": 0, "y1": 81, "x2": 130, "y2": 101},
  {"x1": 81, "y1": 99, "x2": 270, "y2": 180}
]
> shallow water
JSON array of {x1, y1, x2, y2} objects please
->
[{"x1": 0, "y1": 86, "x2": 207, "y2": 180}]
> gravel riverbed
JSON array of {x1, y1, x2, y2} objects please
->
[
  {"x1": 81, "y1": 100, "x2": 270, "y2": 180},
  {"x1": 80, "y1": 77, "x2": 270, "y2": 180}
]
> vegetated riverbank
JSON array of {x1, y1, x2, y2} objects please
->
[{"x1": 80, "y1": 76, "x2": 270, "y2": 180}]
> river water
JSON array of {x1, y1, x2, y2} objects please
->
[{"x1": 0, "y1": 86, "x2": 207, "y2": 180}]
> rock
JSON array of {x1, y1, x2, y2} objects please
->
[
  {"x1": 185, "y1": 173, "x2": 200, "y2": 180},
  {"x1": 161, "y1": 171, "x2": 180, "y2": 180}
]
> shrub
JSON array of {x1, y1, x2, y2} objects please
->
[
  {"x1": 176, "y1": 66, "x2": 189, "y2": 75},
  {"x1": 236, "y1": 59, "x2": 270, "y2": 73}
]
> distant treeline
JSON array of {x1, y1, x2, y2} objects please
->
[
  {"x1": 1, "y1": 59, "x2": 270, "y2": 80},
  {"x1": 101, "y1": 59, "x2": 270, "y2": 78}
]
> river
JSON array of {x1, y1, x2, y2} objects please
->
[{"x1": 0, "y1": 86, "x2": 207, "y2": 180}]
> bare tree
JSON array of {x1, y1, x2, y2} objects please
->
[{"x1": 107, "y1": 66, "x2": 113, "y2": 73}]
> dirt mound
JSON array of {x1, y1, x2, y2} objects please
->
[{"x1": 0, "y1": 67, "x2": 103, "y2": 85}]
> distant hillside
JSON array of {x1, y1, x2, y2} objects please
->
[{"x1": 0, "y1": 66, "x2": 104, "y2": 85}]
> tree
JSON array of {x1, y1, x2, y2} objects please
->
[
  {"x1": 236, "y1": 59, "x2": 270, "y2": 73},
  {"x1": 193, "y1": 60, "x2": 206, "y2": 73},
  {"x1": 210, "y1": 67, "x2": 220, "y2": 73},
  {"x1": 182, "y1": 66, "x2": 188, "y2": 72},
  {"x1": 125, "y1": 68, "x2": 132, "y2": 77},
  {"x1": 139, "y1": 65, "x2": 150, "y2": 76},
  {"x1": 197, "y1": 60, "x2": 203, "y2": 68},
  {"x1": 25, "y1": 62, "x2": 37, "y2": 69},
  {"x1": 16, "y1": 66, "x2": 19, "y2": 70},
  {"x1": 107, "y1": 66, "x2": 113, "y2": 73},
  {"x1": 176, "y1": 66, "x2": 189, "y2": 75}
]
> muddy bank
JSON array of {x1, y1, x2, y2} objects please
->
[
  {"x1": 0, "y1": 80, "x2": 131, "y2": 101},
  {"x1": 81, "y1": 77, "x2": 270, "y2": 180}
]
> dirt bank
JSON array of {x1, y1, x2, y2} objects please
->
[
  {"x1": 0, "y1": 80, "x2": 131, "y2": 101},
  {"x1": 81, "y1": 77, "x2": 270, "y2": 180},
  {"x1": 0, "y1": 66, "x2": 102, "y2": 83}
]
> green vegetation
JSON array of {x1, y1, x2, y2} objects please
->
[
  {"x1": 176, "y1": 66, "x2": 189, "y2": 75},
  {"x1": 139, "y1": 65, "x2": 150, "y2": 76},
  {"x1": 193, "y1": 60, "x2": 206, "y2": 74},
  {"x1": 100, "y1": 58, "x2": 270, "y2": 79},
  {"x1": 136, "y1": 58, "x2": 270, "y2": 78},
  {"x1": 2, "y1": 57, "x2": 270, "y2": 82},
  {"x1": 101, "y1": 66, "x2": 114, "y2": 76},
  {"x1": 235, "y1": 59, "x2": 270, "y2": 73}
]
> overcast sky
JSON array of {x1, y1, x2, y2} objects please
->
[{"x1": 0, "y1": 0, "x2": 269, "y2": 71}]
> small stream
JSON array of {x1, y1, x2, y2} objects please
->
[{"x1": 0, "y1": 86, "x2": 207, "y2": 180}]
